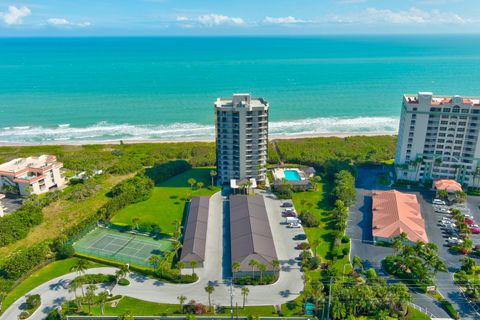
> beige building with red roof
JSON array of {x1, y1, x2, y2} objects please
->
[
  {"x1": 0, "y1": 155, "x2": 65, "y2": 196},
  {"x1": 372, "y1": 190, "x2": 428, "y2": 244},
  {"x1": 395, "y1": 92, "x2": 480, "y2": 187},
  {"x1": 434, "y1": 179, "x2": 463, "y2": 193}
]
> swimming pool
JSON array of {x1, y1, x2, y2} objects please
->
[{"x1": 284, "y1": 170, "x2": 302, "y2": 181}]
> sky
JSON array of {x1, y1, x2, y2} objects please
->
[{"x1": 0, "y1": 0, "x2": 480, "y2": 36}]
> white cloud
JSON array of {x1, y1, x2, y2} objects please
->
[
  {"x1": 47, "y1": 18, "x2": 91, "y2": 27},
  {"x1": 330, "y1": 7, "x2": 475, "y2": 25},
  {"x1": 176, "y1": 16, "x2": 189, "y2": 22},
  {"x1": 263, "y1": 16, "x2": 312, "y2": 25},
  {"x1": 1, "y1": 5, "x2": 31, "y2": 25},
  {"x1": 197, "y1": 14, "x2": 244, "y2": 26}
]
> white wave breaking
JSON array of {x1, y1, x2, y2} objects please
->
[{"x1": 0, "y1": 117, "x2": 399, "y2": 144}]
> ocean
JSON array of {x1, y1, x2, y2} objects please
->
[{"x1": 1, "y1": 35, "x2": 480, "y2": 144}]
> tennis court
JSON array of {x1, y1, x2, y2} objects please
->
[{"x1": 73, "y1": 227, "x2": 173, "y2": 267}]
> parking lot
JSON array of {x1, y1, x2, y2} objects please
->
[
  {"x1": 348, "y1": 166, "x2": 480, "y2": 319},
  {"x1": 0, "y1": 196, "x2": 23, "y2": 215}
]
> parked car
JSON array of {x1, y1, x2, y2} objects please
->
[
  {"x1": 294, "y1": 234, "x2": 307, "y2": 241},
  {"x1": 286, "y1": 217, "x2": 300, "y2": 225},
  {"x1": 464, "y1": 214, "x2": 474, "y2": 220},
  {"x1": 288, "y1": 223, "x2": 302, "y2": 229},
  {"x1": 282, "y1": 209, "x2": 297, "y2": 217},
  {"x1": 433, "y1": 199, "x2": 446, "y2": 205},
  {"x1": 465, "y1": 218, "x2": 475, "y2": 225},
  {"x1": 445, "y1": 228, "x2": 458, "y2": 236},
  {"x1": 470, "y1": 227, "x2": 480, "y2": 234},
  {"x1": 295, "y1": 242, "x2": 310, "y2": 250},
  {"x1": 281, "y1": 202, "x2": 293, "y2": 208},
  {"x1": 446, "y1": 237, "x2": 464, "y2": 246}
]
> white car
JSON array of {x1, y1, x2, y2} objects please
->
[
  {"x1": 433, "y1": 199, "x2": 446, "y2": 205},
  {"x1": 441, "y1": 217, "x2": 452, "y2": 223},
  {"x1": 288, "y1": 223, "x2": 302, "y2": 229},
  {"x1": 446, "y1": 237, "x2": 463, "y2": 246}
]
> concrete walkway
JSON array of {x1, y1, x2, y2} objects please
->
[{"x1": 1, "y1": 191, "x2": 304, "y2": 320}]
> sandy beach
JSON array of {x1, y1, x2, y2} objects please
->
[{"x1": 0, "y1": 131, "x2": 397, "y2": 147}]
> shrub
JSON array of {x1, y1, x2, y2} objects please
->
[
  {"x1": 306, "y1": 256, "x2": 321, "y2": 270},
  {"x1": 26, "y1": 294, "x2": 41, "y2": 310},
  {"x1": 72, "y1": 273, "x2": 116, "y2": 286},
  {"x1": 118, "y1": 278, "x2": 130, "y2": 286},
  {"x1": 19, "y1": 311, "x2": 30, "y2": 319},
  {"x1": 341, "y1": 235, "x2": 350, "y2": 243},
  {"x1": 0, "y1": 243, "x2": 51, "y2": 280},
  {"x1": 298, "y1": 211, "x2": 319, "y2": 227},
  {"x1": 56, "y1": 243, "x2": 75, "y2": 259},
  {"x1": 272, "y1": 184, "x2": 293, "y2": 199},
  {"x1": 342, "y1": 247, "x2": 350, "y2": 256}
]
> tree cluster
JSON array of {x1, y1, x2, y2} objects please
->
[
  {"x1": 333, "y1": 170, "x2": 356, "y2": 206},
  {"x1": 0, "y1": 191, "x2": 61, "y2": 247},
  {"x1": 330, "y1": 277, "x2": 411, "y2": 319},
  {"x1": 384, "y1": 236, "x2": 446, "y2": 291}
]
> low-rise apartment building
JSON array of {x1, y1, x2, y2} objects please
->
[
  {"x1": 395, "y1": 92, "x2": 480, "y2": 187},
  {"x1": 0, "y1": 155, "x2": 65, "y2": 196}
]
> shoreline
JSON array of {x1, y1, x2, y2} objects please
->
[{"x1": 0, "y1": 131, "x2": 397, "y2": 147}]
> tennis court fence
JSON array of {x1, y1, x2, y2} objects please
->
[{"x1": 75, "y1": 246, "x2": 152, "y2": 268}]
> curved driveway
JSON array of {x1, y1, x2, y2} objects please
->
[{"x1": 1, "y1": 191, "x2": 304, "y2": 320}]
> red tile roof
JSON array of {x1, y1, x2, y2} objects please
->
[
  {"x1": 434, "y1": 179, "x2": 463, "y2": 192},
  {"x1": 372, "y1": 190, "x2": 428, "y2": 243}
]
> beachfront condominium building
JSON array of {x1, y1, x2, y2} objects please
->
[
  {"x1": 395, "y1": 92, "x2": 480, "y2": 187},
  {"x1": 0, "y1": 155, "x2": 65, "y2": 196},
  {"x1": 215, "y1": 93, "x2": 269, "y2": 185}
]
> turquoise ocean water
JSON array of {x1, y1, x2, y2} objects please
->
[{"x1": 1, "y1": 36, "x2": 480, "y2": 143}]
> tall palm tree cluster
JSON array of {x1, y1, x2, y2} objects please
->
[
  {"x1": 330, "y1": 276, "x2": 411, "y2": 319},
  {"x1": 384, "y1": 234, "x2": 446, "y2": 289},
  {"x1": 61, "y1": 260, "x2": 118, "y2": 316}
]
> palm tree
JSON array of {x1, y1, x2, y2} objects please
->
[
  {"x1": 177, "y1": 261, "x2": 185, "y2": 271},
  {"x1": 187, "y1": 178, "x2": 196, "y2": 190},
  {"x1": 71, "y1": 259, "x2": 89, "y2": 276},
  {"x1": 241, "y1": 287, "x2": 250, "y2": 308},
  {"x1": 197, "y1": 182, "x2": 204, "y2": 190},
  {"x1": 272, "y1": 259, "x2": 280, "y2": 278},
  {"x1": 232, "y1": 261, "x2": 241, "y2": 281},
  {"x1": 352, "y1": 256, "x2": 364, "y2": 273},
  {"x1": 210, "y1": 170, "x2": 217, "y2": 186},
  {"x1": 190, "y1": 260, "x2": 198, "y2": 275},
  {"x1": 310, "y1": 280, "x2": 324, "y2": 310},
  {"x1": 98, "y1": 291, "x2": 109, "y2": 315},
  {"x1": 248, "y1": 259, "x2": 258, "y2": 278},
  {"x1": 173, "y1": 239, "x2": 183, "y2": 259},
  {"x1": 132, "y1": 217, "x2": 140, "y2": 230},
  {"x1": 148, "y1": 255, "x2": 161, "y2": 271},
  {"x1": 85, "y1": 284, "x2": 97, "y2": 315},
  {"x1": 258, "y1": 263, "x2": 267, "y2": 283},
  {"x1": 205, "y1": 284, "x2": 215, "y2": 311},
  {"x1": 177, "y1": 295, "x2": 187, "y2": 313}
]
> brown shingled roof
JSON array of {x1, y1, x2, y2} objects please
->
[
  {"x1": 230, "y1": 195, "x2": 278, "y2": 272},
  {"x1": 372, "y1": 190, "x2": 428, "y2": 243},
  {"x1": 180, "y1": 196, "x2": 210, "y2": 264}
]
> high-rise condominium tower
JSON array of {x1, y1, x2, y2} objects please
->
[
  {"x1": 215, "y1": 93, "x2": 269, "y2": 185},
  {"x1": 396, "y1": 92, "x2": 480, "y2": 187}
]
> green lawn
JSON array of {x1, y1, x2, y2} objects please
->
[
  {"x1": 291, "y1": 181, "x2": 350, "y2": 274},
  {"x1": 111, "y1": 168, "x2": 220, "y2": 235},
  {"x1": 80, "y1": 296, "x2": 277, "y2": 317},
  {"x1": 2, "y1": 258, "x2": 105, "y2": 314}
]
